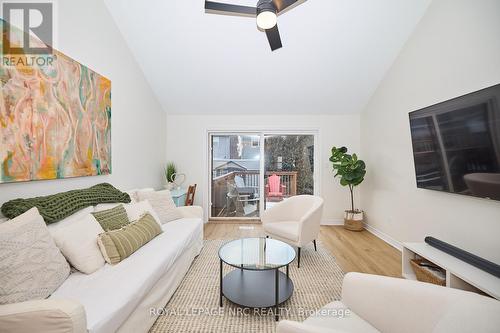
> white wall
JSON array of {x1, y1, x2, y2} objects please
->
[
  {"x1": 0, "y1": 0, "x2": 166, "y2": 204},
  {"x1": 166, "y1": 114, "x2": 360, "y2": 222},
  {"x1": 360, "y1": 0, "x2": 500, "y2": 263}
]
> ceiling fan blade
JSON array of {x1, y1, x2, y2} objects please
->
[
  {"x1": 205, "y1": 1, "x2": 257, "y2": 17},
  {"x1": 272, "y1": 0, "x2": 305, "y2": 14},
  {"x1": 265, "y1": 25, "x2": 282, "y2": 51}
]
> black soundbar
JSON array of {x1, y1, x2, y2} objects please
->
[{"x1": 425, "y1": 237, "x2": 500, "y2": 278}]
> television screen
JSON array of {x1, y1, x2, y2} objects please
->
[{"x1": 409, "y1": 84, "x2": 500, "y2": 201}]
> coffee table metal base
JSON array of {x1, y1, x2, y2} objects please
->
[{"x1": 220, "y1": 265, "x2": 294, "y2": 321}]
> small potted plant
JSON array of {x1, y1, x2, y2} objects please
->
[
  {"x1": 329, "y1": 146, "x2": 366, "y2": 231},
  {"x1": 164, "y1": 162, "x2": 177, "y2": 190}
]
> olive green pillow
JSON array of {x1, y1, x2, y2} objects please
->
[
  {"x1": 92, "y1": 205, "x2": 129, "y2": 231},
  {"x1": 97, "y1": 213, "x2": 162, "y2": 264}
]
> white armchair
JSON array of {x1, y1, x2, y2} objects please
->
[
  {"x1": 277, "y1": 272, "x2": 500, "y2": 333},
  {"x1": 261, "y1": 195, "x2": 324, "y2": 267}
]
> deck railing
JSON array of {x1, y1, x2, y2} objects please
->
[
  {"x1": 213, "y1": 170, "x2": 298, "y2": 195},
  {"x1": 211, "y1": 170, "x2": 298, "y2": 217}
]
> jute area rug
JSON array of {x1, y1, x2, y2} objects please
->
[{"x1": 150, "y1": 240, "x2": 344, "y2": 333}]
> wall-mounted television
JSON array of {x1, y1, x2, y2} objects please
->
[{"x1": 409, "y1": 84, "x2": 500, "y2": 201}]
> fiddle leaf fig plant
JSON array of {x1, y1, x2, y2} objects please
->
[{"x1": 329, "y1": 146, "x2": 366, "y2": 213}]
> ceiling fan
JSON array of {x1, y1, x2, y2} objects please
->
[{"x1": 205, "y1": 0, "x2": 306, "y2": 51}]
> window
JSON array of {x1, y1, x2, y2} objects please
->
[{"x1": 251, "y1": 137, "x2": 260, "y2": 148}]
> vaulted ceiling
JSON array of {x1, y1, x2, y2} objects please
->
[{"x1": 104, "y1": 0, "x2": 431, "y2": 114}]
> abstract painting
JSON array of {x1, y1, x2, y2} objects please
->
[{"x1": 0, "y1": 19, "x2": 111, "y2": 183}]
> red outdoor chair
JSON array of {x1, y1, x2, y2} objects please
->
[{"x1": 265, "y1": 174, "x2": 286, "y2": 202}]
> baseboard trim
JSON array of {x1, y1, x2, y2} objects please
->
[
  {"x1": 321, "y1": 218, "x2": 344, "y2": 226},
  {"x1": 363, "y1": 223, "x2": 403, "y2": 252}
]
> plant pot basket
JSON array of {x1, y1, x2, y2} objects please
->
[
  {"x1": 344, "y1": 211, "x2": 364, "y2": 231},
  {"x1": 344, "y1": 219, "x2": 364, "y2": 231},
  {"x1": 410, "y1": 259, "x2": 446, "y2": 286}
]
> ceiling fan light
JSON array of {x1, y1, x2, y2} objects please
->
[{"x1": 256, "y1": 10, "x2": 277, "y2": 30}]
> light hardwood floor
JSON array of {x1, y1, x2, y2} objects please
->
[{"x1": 204, "y1": 222, "x2": 402, "y2": 278}]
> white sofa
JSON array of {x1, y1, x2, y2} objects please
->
[
  {"x1": 0, "y1": 192, "x2": 204, "y2": 333},
  {"x1": 277, "y1": 272, "x2": 500, "y2": 333}
]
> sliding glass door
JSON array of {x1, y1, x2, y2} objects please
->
[
  {"x1": 210, "y1": 134, "x2": 261, "y2": 218},
  {"x1": 209, "y1": 132, "x2": 316, "y2": 220}
]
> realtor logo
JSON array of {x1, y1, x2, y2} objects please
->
[{"x1": 2, "y1": 2, "x2": 53, "y2": 54}]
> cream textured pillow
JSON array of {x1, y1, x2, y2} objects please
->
[
  {"x1": 124, "y1": 200, "x2": 162, "y2": 224},
  {"x1": 49, "y1": 214, "x2": 105, "y2": 274},
  {"x1": 94, "y1": 202, "x2": 120, "y2": 212},
  {"x1": 125, "y1": 188, "x2": 154, "y2": 202},
  {"x1": 137, "y1": 190, "x2": 182, "y2": 224},
  {"x1": 0, "y1": 208, "x2": 70, "y2": 304},
  {"x1": 48, "y1": 206, "x2": 94, "y2": 236}
]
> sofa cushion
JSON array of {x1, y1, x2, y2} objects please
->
[
  {"x1": 97, "y1": 213, "x2": 162, "y2": 265},
  {"x1": 50, "y1": 214, "x2": 105, "y2": 274},
  {"x1": 0, "y1": 208, "x2": 70, "y2": 304},
  {"x1": 92, "y1": 205, "x2": 129, "y2": 231},
  {"x1": 49, "y1": 217, "x2": 203, "y2": 333},
  {"x1": 265, "y1": 222, "x2": 300, "y2": 241},
  {"x1": 137, "y1": 190, "x2": 182, "y2": 223}
]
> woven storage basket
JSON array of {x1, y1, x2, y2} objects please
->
[{"x1": 410, "y1": 259, "x2": 446, "y2": 286}]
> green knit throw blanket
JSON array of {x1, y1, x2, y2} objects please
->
[{"x1": 1, "y1": 183, "x2": 131, "y2": 224}]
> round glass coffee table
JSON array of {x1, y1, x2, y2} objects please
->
[{"x1": 218, "y1": 237, "x2": 296, "y2": 321}]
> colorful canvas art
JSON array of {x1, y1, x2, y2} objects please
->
[{"x1": 0, "y1": 19, "x2": 111, "y2": 183}]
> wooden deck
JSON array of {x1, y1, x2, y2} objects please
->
[{"x1": 211, "y1": 171, "x2": 298, "y2": 218}]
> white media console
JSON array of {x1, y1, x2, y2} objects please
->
[{"x1": 402, "y1": 242, "x2": 500, "y2": 300}]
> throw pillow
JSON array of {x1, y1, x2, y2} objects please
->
[
  {"x1": 0, "y1": 208, "x2": 70, "y2": 304},
  {"x1": 48, "y1": 206, "x2": 94, "y2": 236},
  {"x1": 124, "y1": 200, "x2": 162, "y2": 224},
  {"x1": 92, "y1": 205, "x2": 129, "y2": 231},
  {"x1": 93, "y1": 202, "x2": 121, "y2": 212},
  {"x1": 125, "y1": 188, "x2": 154, "y2": 203},
  {"x1": 94, "y1": 203, "x2": 120, "y2": 212},
  {"x1": 49, "y1": 214, "x2": 105, "y2": 274},
  {"x1": 94, "y1": 201, "x2": 161, "y2": 225},
  {"x1": 97, "y1": 213, "x2": 162, "y2": 264},
  {"x1": 137, "y1": 190, "x2": 182, "y2": 224}
]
